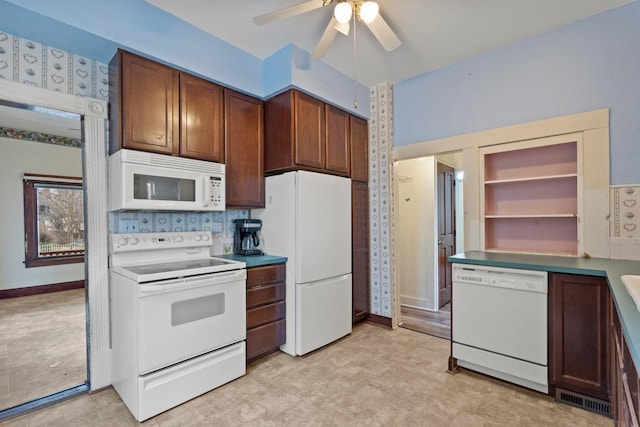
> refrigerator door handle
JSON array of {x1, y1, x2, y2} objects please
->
[{"x1": 299, "y1": 274, "x2": 352, "y2": 288}]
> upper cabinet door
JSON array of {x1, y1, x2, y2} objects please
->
[
  {"x1": 325, "y1": 105, "x2": 350, "y2": 175},
  {"x1": 224, "y1": 89, "x2": 264, "y2": 208},
  {"x1": 118, "y1": 51, "x2": 179, "y2": 155},
  {"x1": 293, "y1": 91, "x2": 325, "y2": 169},
  {"x1": 179, "y1": 74, "x2": 224, "y2": 163},
  {"x1": 350, "y1": 116, "x2": 368, "y2": 182}
]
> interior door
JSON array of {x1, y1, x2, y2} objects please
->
[{"x1": 437, "y1": 162, "x2": 455, "y2": 307}]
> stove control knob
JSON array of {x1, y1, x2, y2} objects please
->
[
  {"x1": 118, "y1": 236, "x2": 128, "y2": 246},
  {"x1": 194, "y1": 234, "x2": 202, "y2": 242},
  {"x1": 175, "y1": 235, "x2": 184, "y2": 243},
  {"x1": 202, "y1": 234, "x2": 210, "y2": 241},
  {"x1": 129, "y1": 236, "x2": 139, "y2": 245}
]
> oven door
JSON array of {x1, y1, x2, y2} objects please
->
[{"x1": 137, "y1": 269, "x2": 246, "y2": 375}]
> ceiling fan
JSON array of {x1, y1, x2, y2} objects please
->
[{"x1": 254, "y1": 0, "x2": 401, "y2": 59}]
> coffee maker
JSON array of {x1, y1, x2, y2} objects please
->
[{"x1": 233, "y1": 219, "x2": 263, "y2": 256}]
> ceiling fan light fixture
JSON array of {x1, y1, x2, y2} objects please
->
[
  {"x1": 334, "y1": 2, "x2": 353, "y2": 24},
  {"x1": 359, "y1": 1, "x2": 379, "y2": 23}
]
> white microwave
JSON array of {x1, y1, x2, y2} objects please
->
[{"x1": 108, "y1": 149, "x2": 225, "y2": 211}]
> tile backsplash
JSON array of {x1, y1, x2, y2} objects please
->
[{"x1": 109, "y1": 210, "x2": 249, "y2": 255}]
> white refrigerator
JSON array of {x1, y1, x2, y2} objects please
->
[{"x1": 252, "y1": 171, "x2": 352, "y2": 356}]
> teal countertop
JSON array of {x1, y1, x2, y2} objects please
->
[
  {"x1": 450, "y1": 251, "x2": 640, "y2": 370},
  {"x1": 218, "y1": 254, "x2": 287, "y2": 268}
]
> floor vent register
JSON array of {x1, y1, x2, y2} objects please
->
[{"x1": 556, "y1": 389, "x2": 611, "y2": 417}]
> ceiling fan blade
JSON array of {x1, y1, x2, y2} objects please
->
[
  {"x1": 335, "y1": 21, "x2": 350, "y2": 36},
  {"x1": 254, "y1": 0, "x2": 326, "y2": 25},
  {"x1": 365, "y1": 13, "x2": 402, "y2": 52},
  {"x1": 311, "y1": 16, "x2": 339, "y2": 59}
]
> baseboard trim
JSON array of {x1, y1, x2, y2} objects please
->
[
  {"x1": 0, "y1": 280, "x2": 85, "y2": 299},
  {"x1": 366, "y1": 314, "x2": 393, "y2": 328}
]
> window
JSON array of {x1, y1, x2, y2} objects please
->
[{"x1": 23, "y1": 174, "x2": 84, "y2": 267}]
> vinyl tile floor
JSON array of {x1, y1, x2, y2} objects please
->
[
  {"x1": 1, "y1": 321, "x2": 613, "y2": 426},
  {"x1": 0, "y1": 289, "x2": 86, "y2": 410}
]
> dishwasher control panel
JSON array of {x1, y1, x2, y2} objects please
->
[{"x1": 453, "y1": 264, "x2": 548, "y2": 294}]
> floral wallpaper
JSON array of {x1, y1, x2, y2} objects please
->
[
  {"x1": 369, "y1": 82, "x2": 396, "y2": 323},
  {"x1": 0, "y1": 30, "x2": 108, "y2": 100},
  {"x1": 0, "y1": 127, "x2": 81, "y2": 147},
  {"x1": 611, "y1": 185, "x2": 640, "y2": 238}
]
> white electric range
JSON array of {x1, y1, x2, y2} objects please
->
[{"x1": 109, "y1": 231, "x2": 246, "y2": 422}]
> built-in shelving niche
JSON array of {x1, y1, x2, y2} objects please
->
[{"x1": 480, "y1": 137, "x2": 582, "y2": 256}]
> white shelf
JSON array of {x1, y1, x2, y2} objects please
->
[{"x1": 484, "y1": 173, "x2": 577, "y2": 185}]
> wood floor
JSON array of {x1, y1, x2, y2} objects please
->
[
  {"x1": 0, "y1": 289, "x2": 86, "y2": 411},
  {"x1": 400, "y1": 303, "x2": 451, "y2": 340}
]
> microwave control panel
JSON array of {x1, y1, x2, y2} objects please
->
[{"x1": 210, "y1": 176, "x2": 224, "y2": 208}]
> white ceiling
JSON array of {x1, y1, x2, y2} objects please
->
[
  {"x1": 145, "y1": 0, "x2": 633, "y2": 87},
  {"x1": 0, "y1": 104, "x2": 81, "y2": 139}
]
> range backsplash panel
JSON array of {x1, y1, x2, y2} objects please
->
[{"x1": 109, "y1": 210, "x2": 249, "y2": 255}]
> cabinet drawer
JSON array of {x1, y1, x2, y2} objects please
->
[
  {"x1": 246, "y1": 319, "x2": 286, "y2": 362},
  {"x1": 247, "y1": 282, "x2": 285, "y2": 308},
  {"x1": 247, "y1": 264, "x2": 285, "y2": 287},
  {"x1": 247, "y1": 301, "x2": 285, "y2": 329}
]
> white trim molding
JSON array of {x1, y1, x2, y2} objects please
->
[{"x1": 0, "y1": 78, "x2": 111, "y2": 390}]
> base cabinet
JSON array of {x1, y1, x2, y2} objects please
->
[
  {"x1": 246, "y1": 263, "x2": 286, "y2": 363},
  {"x1": 611, "y1": 297, "x2": 640, "y2": 426},
  {"x1": 549, "y1": 273, "x2": 609, "y2": 401}
]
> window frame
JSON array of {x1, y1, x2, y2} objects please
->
[{"x1": 23, "y1": 174, "x2": 84, "y2": 268}]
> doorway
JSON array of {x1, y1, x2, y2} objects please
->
[
  {"x1": 0, "y1": 103, "x2": 87, "y2": 412},
  {"x1": 395, "y1": 153, "x2": 463, "y2": 339}
]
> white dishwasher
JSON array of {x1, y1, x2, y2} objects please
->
[{"x1": 452, "y1": 263, "x2": 549, "y2": 393}]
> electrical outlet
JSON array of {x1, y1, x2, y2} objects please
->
[
  {"x1": 212, "y1": 222, "x2": 223, "y2": 233},
  {"x1": 119, "y1": 219, "x2": 140, "y2": 233}
]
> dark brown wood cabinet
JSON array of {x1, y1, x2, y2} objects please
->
[
  {"x1": 611, "y1": 296, "x2": 640, "y2": 426},
  {"x1": 246, "y1": 263, "x2": 286, "y2": 363},
  {"x1": 549, "y1": 273, "x2": 610, "y2": 401},
  {"x1": 352, "y1": 181, "x2": 370, "y2": 323},
  {"x1": 179, "y1": 73, "x2": 224, "y2": 162},
  {"x1": 224, "y1": 89, "x2": 264, "y2": 208},
  {"x1": 109, "y1": 49, "x2": 178, "y2": 155},
  {"x1": 109, "y1": 49, "x2": 224, "y2": 162},
  {"x1": 264, "y1": 89, "x2": 351, "y2": 176},
  {"x1": 350, "y1": 115, "x2": 369, "y2": 323},
  {"x1": 350, "y1": 116, "x2": 368, "y2": 183},
  {"x1": 325, "y1": 105, "x2": 350, "y2": 175}
]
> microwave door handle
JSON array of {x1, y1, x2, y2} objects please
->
[{"x1": 201, "y1": 175, "x2": 210, "y2": 208}]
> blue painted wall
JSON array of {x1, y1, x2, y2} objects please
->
[{"x1": 394, "y1": 1, "x2": 640, "y2": 185}]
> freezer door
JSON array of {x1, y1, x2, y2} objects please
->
[
  {"x1": 296, "y1": 274, "x2": 352, "y2": 355},
  {"x1": 296, "y1": 171, "x2": 352, "y2": 284}
]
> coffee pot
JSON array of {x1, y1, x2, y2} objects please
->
[{"x1": 233, "y1": 219, "x2": 263, "y2": 256}]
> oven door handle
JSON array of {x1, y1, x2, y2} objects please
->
[{"x1": 139, "y1": 270, "x2": 245, "y2": 295}]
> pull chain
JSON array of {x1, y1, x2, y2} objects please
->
[{"x1": 352, "y1": 8, "x2": 358, "y2": 109}]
